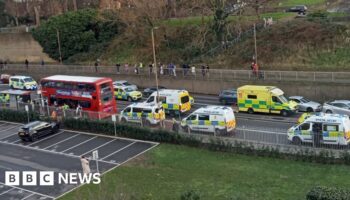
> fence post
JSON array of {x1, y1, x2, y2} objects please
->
[
  {"x1": 279, "y1": 71, "x2": 282, "y2": 81},
  {"x1": 296, "y1": 71, "x2": 298, "y2": 81},
  {"x1": 332, "y1": 72, "x2": 334, "y2": 82},
  {"x1": 276, "y1": 133, "x2": 279, "y2": 144},
  {"x1": 313, "y1": 72, "x2": 316, "y2": 81}
]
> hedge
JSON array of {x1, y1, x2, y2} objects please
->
[
  {"x1": 306, "y1": 186, "x2": 350, "y2": 200},
  {"x1": 3, "y1": 109, "x2": 350, "y2": 166}
]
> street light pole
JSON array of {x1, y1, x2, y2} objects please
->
[
  {"x1": 151, "y1": 27, "x2": 160, "y2": 105},
  {"x1": 254, "y1": 23, "x2": 258, "y2": 65},
  {"x1": 56, "y1": 28, "x2": 63, "y2": 63}
]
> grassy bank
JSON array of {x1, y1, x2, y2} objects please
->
[{"x1": 60, "y1": 144, "x2": 350, "y2": 200}]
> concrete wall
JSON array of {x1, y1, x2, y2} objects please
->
[
  {"x1": 3, "y1": 68, "x2": 349, "y2": 101},
  {"x1": 0, "y1": 33, "x2": 54, "y2": 63}
]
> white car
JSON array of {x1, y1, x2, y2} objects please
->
[
  {"x1": 113, "y1": 80, "x2": 137, "y2": 91},
  {"x1": 323, "y1": 100, "x2": 350, "y2": 116},
  {"x1": 289, "y1": 96, "x2": 321, "y2": 112}
]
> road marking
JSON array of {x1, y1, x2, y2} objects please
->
[
  {"x1": 0, "y1": 125, "x2": 20, "y2": 133},
  {"x1": 42, "y1": 134, "x2": 81, "y2": 150},
  {"x1": 79, "y1": 139, "x2": 117, "y2": 157},
  {"x1": 0, "y1": 182, "x2": 54, "y2": 199},
  {"x1": 61, "y1": 136, "x2": 97, "y2": 153},
  {"x1": 0, "y1": 132, "x2": 18, "y2": 141},
  {"x1": 0, "y1": 123, "x2": 8, "y2": 127},
  {"x1": 28, "y1": 130, "x2": 65, "y2": 147},
  {"x1": 0, "y1": 188, "x2": 15, "y2": 196},
  {"x1": 0, "y1": 139, "x2": 117, "y2": 165},
  {"x1": 21, "y1": 193, "x2": 34, "y2": 200},
  {"x1": 101, "y1": 142, "x2": 136, "y2": 160}
]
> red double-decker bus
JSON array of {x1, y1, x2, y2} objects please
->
[{"x1": 40, "y1": 75, "x2": 117, "y2": 118}]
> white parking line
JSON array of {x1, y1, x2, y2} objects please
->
[
  {"x1": 21, "y1": 193, "x2": 34, "y2": 200},
  {"x1": 101, "y1": 142, "x2": 136, "y2": 160},
  {"x1": 0, "y1": 182, "x2": 54, "y2": 199},
  {"x1": 79, "y1": 139, "x2": 117, "y2": 157},
  {"x1": 0, "y1": 125, "x2": 19, "y2": 133},
  {"x1": 61, "y1": 136, "x2": 97, "y2": 153},
  {"x1": 43, "y1": 134, "x2": 81, "y2": 150},
  {"x1": 28, "y1": 131, "x2": 65, "y2": 147},
  {"x1": 0, "y1": 123, "x2": 9, "y2": 127},
  {"x1": 0, "y1": 188, "x2": 15, "y2": 196}
]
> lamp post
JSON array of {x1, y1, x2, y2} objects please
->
[
  {"x1": 56, "y1": 28, "x2": 63, "y2": 63},
  {"x1": 151, "y1": 27, "x2": 160, "y2": 105}
]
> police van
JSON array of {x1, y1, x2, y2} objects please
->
[
  {"x1": 288, "y1": 113, "x2": 350, "y2": 145},
  {"x1": 144, "y1": 89, "x2": 192, "y2": 115},
  {"x1": 9, "y1": 76, "x2": 38, "y2": 90},
  {"x1": 181, "y1": 106, "x2": 236, "y2": 134},
  {"x1": 119, "y1": 102, "x2": 165, "y2": 125}
]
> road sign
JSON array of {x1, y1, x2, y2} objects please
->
[
  {"x1": 92, "y1": 150, "x2": 99, "y2": 160},
  {"x1": 111, "y1": 114, "x2": 117, "y2": 122}
]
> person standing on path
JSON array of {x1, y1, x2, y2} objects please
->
[
  {"x1": 124, "y1": 63, "x2": 129, "y2": 74},
  {"x1": 80, "y1": 156, "x2": 91, "y2": 175},
  {"x1": 25, "y1": 59, "x2": 29, "y2": 70},
  {"x1": 116, "y1": 63, "x2": 120, "y2": 74}
]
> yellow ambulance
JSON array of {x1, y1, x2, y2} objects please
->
[{"x1": 237, "y1": 85, "x2": 297, "y2": 116}]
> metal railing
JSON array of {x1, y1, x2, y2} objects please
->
[
  {"x1": 1, "y1": 102, "x2": 350, "y2": 155},
  {"x1": 2, "y1": 64, "x2": 350, "y2": 83}
]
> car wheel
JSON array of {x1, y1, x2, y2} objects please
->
[
  {"x1": 31, "y1": 134, "x2": 39, "y2": 142},
  {"x1": 121, "y1": 117, "x2": 127, "y2": 123},
  {"x1": 215, "y1": 128, "x2": 227, "y2": 136},
  {"x1": 222, "y1": 99, "x2": 227, "y2": 105},
  {"x1": 247, "y1": 108, "x2": 254, "y2": 114},
  {"x1": 326, "y1": 110, "x2": 332, "y2": 114},
  {"x1": 143, "y1": 120, "x2": 151, "y2": 127},
  {"x1": 306, "y1": 107, "x2": 313, "y2": 113},
  {"x1": 127, "y1": 97, "x2": 132, "y2": 102},
  {"x1": 292, "y1": 137, "x2": 302, "y2": 145},
  {"x1": 182, "y1": 125, "x2": 189, "y2": 133},
  {"x1": 281, "y1": 110, "x2": 288, "y2": 117}
]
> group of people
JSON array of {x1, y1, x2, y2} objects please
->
[
  {"x1": 114, "y1": 62, "x2": 210, "y2": 78},
  {"x1": 0, "y1": 60, "x2": 8, "y2": 70}
]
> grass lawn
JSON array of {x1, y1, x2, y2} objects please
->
[{"x1": 59, "y1": 144, "x2": 350, "y2": 200}]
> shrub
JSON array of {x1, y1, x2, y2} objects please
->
[
  {"x1": 180, "y1": 190, "x2": 201, "y2": 200},
  {"x1": 306, "y1": 186, "x2": 350, "y2": 200},
  {"x1": 0, "y1": 109, "x2": 39, "y2": 123}
]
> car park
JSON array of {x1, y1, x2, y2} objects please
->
[
  {"x1": 114, "y1": 86, "x2": 142, "y2": 102},
  {"x1": 286, "y1": 5, "x2": 307, "y2": 14},
  {"x1": 18, "y1": 121, "x2": 60, "y2": 142},
  {"x1": 219, "y1": 89, "x2": 237, "y2": 105},
  {"x1": 323, "y1": 100, "x2": 350, "y2": 116},
  {"x1": 113, "y1": 80, "x2": 138, "y2": 91},
  {"x1": 289, "y1": 96, "x2": 321, "y2": 112},
  {"x1": 9, "y1": 75, "x2": 38, "y2": 90},
  {"x1": 143, "y1": 86, "x2": 166, "y2": 97},
  {"x1": 181, "y1": 106, "x2": 236, "y2": 135}
]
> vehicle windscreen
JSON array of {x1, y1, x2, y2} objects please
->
[
  {"x1": 181, "y1": 95, "x2": 190, "y2": 104},
  {"x1": 123, "y1": 82, "x2": 131, "y2": 86},
  {"x1": 100, "y1": 83, "x2": 113, "y2": 104},
  {"x1": 278, "y1": 95, "x2": 288, "y2": 103},
  {"x1": 301, "y1": 98, "x2": 310, "y2": 103},
  {"x1": 24, "y1": 78, "x2": 34, "y2": 82},
  {"x1": 124, "y1": 87, "x2": 134, "y2": 92}
]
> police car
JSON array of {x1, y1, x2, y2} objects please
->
[
  {"x1": 119, "y1": 102, "x2": 165, "y2": 126},
  {"x1": 113, "y1": 86, "x2": 142, "y2": 102},
  {"x1": 181, "y1": 106, "x2": 236, "y2": 135},
  {"x1": 288, "y1": 113, "x2": 350, "y2": 145},
  {"x1": 9, "y1": 76, "x2": 38, "y2": 90}
]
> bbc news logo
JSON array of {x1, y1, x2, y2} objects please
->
[{"x1": 5, "y1": 171, "x2": 101, "y2": 186}]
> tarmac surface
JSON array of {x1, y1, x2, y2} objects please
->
[{"x1": 0, "y1": 121, "x2": 158, "y2": 200}]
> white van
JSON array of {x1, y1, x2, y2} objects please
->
[
  {"x1": 181, "y1": 106, "x2": 236, "y2": 134},
  {"x1": 119, "y1": 102, "x2": 165, "y2": 125},
  {"x1": 144, "y1": 89, "x2": 192, "y2": 115},
  {"x1": 9, "y1": 76, "x2": 38, "y2": 90},
  {"x1": 288, "y1": 113, "x2": 350, "y2": 145}
]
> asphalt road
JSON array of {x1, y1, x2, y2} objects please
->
[{"x1": 0, "y1": 121, "x2": 157, "y2": 199}]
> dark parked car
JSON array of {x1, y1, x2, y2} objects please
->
[
  {"x1": 18, "y1": 121, "x2": 60, "y2": 142},
  {"x1": 286, "y1": 5, "x2": 307, "y2": 14},
  {"x1": 219, "y1": 89, "x2": 237, "y2": 105},
  {"x1": 143, "y1": 86, "x2": 166, "y2": 97}
]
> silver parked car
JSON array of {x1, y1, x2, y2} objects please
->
[
  {"x1": 323, "y1": 100, "x2": 350, "y2": 116},
  {"x1": 289, "y1": 96, "x2": 321, "y2": 112}
]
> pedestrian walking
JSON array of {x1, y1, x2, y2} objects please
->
[
  {"x1": 25, "y1": 59, "x2": 29, "y2": 70},
  {"x1": 94, "y1": 61, "x2": 98, "y2": 72},
  {"x1": 134, "y1": 64, "x2": 139, "y2": 74},
  {"x1": 160, "y1": 64, "x2": 164, "y2": 75},
  {"x1": 206, "y1": 65, "x2": 210, "y2": 77},
  {"x1": 191, "y1": 65, "x2": 196, "y2": 76},
  {"x1": 0, "y1": 60, "x2": 3, "y2": 71},
  {"x1": 80, "y1": 156, "x2": 91, "y2": 175},
  {"x1": 41, "y1": 59, "x2": 45, "y2": 66},
  {"x1": 149, "y1": 63, "x2": 153, "y2": 75},
  {"x1": 124, "y1": 63, "x2": 129, "y2": 73},
  {"x1": 116, "y1": 63, "x2": 120, "y2": 74},
  {"x1": 173, "y1": 64, "x2": 176, "y2": 77},
  {"x1": 201, "y1": 65, "x2": 206, "y2": 78},
  {"x1": 76, "y1": 104, "x2": 82, "y2": 118}
]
